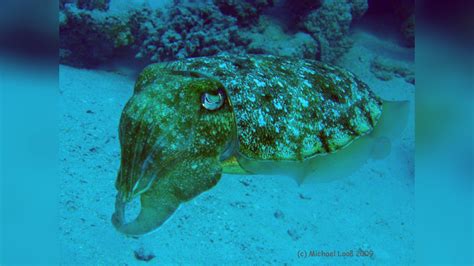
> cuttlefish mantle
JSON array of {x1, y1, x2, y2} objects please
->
[{"x1": 112, "y1": 54, "x2": 408, "y2": 236}]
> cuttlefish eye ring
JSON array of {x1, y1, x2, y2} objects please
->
[{"x1": 201, "y1": 89, "x2": 226, "y2": 111}]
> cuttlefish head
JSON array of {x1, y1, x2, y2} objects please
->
[{"x1": 112, "y1": 69, "x2": 236, "y2": 236}]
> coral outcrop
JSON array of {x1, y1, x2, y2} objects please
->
[
  {"x1": 370, "y1": 56, "x2": 415, "y2": 84},
  {"x1": 213, "y1": 0, "x2": 274, "y2": 26},
  {"x1": 59, "y1": 0, "x2": 373, "y2": 67},
  {"x1": 60, "y1": 1, "x2": 249, "y2": 66},
  {"x1": 132, "y1": 3, "x2": 248, "y2": 62},
  {"x1": 302, "y1": 0, "x2": 361, "y2": 63},
  {"x1": 282, "y1": 0, "x2": 322, "y2": 22},
  {"x1": 60, "y1": 0, "x2": 75, "y2": 10},
  {"x1": 60, "y1": 5, "x2": 133, "y2": 67},
  {"x1": 77, "y1": 0, "x2": 111, "y2": 11},
  {"x1": 347, "y1": 0, "x2": 368, "y2": 19},
  {"x1": 243, "y1": 17, "x2": 318, "y2": 59},
  {"x1": 300, "y1": 0, "x2": 368, "y2": 63}
]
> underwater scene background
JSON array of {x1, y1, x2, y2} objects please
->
[{"x1": 59, "y1": 0, "x2": 415, "y2": 264}]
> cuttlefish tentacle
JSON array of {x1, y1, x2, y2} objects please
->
[
  {"x1": 112, "y1": 157, "x2": 222, "y2": 236},
  {"x1": 112, "y1": 74, "x2": 236, "y2": 236}
]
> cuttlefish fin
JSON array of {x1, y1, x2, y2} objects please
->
[
  {"x1": 369, "y1": 100, "x2": 410, "y2": 159},
  {"x1": 112, "y1": 157, "x2": 222, "y2": 236},
  {"x1": 297, "y1": 136, "x2": 373, "y2": 184},
  {"x1": 221, "y1": 156, "x2": 249, "y2": 175},
  {"x1": 371, "y1": 100, "x2": 410, "y2": 140},
  {"x1": 300, "y1": 100, "x2": 409, "y2": 184}
]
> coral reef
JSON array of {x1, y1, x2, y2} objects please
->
[
  {"x1": 60, "y1": 1, "x2": 248, "y2": 66},
  {"x1": 347, "y1": 0, "x2": 368, "y2": 19},
  {"x1": 370, "y1": 56, "x2": 415, "y2": 84},
  {"x1": 302, "y1": 0, "x2": 355, "y2": 63},
  {"x1": 61, "y1": 0, "x2": 111, "y2": 11},
  {"x1": 60, "y1": 0, "x2": 274, "y2": 66},
  {"x1": 59, "y1": 0, "x2": 375, "y2": 66},
  {"x1": 213, "y1": 0, "x2": 274, "y2": 26},
  {"x1": 300, "y1": 0, "x2": 368, "y2": 63},
  {"x1": 77, "y1": 0, "x2": 111, "y2": 11},
  {"x1": 243, "y1": 17, "x2": 318, "y2": 59},
  {"x1": 60, "y1": 0, "x2": 75, "y2": 10},
  {"x1": 282, "y1": 0, "x2": 322, "y2": 22},
  {"x1": 132, "y1": 3, "x2": 247, "y2": 62},
  {"x1": 60, "y1": 5, "x2": 134, "y2": 67}
]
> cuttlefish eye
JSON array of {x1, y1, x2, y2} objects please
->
[{"x1": 201, "y1": 89, "x2": 226, "y2": 111}]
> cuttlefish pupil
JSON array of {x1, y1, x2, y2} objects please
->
[{"x1": 201, "y1": 89, "x2": 225, "y2": 111}]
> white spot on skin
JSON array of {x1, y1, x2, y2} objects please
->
[
  {"x1": 330, "y1": 73, "x2": 342, "y2": 83},
  {"x1": 302, "y1": 67, "x2": 315, "y2": 74},
  {"x1": 299, "y1": 97, "x2": 309, "y2": 108},
  {"x1": 248, "y1": 94, "x2": 256, "y2": 102},
  {"x1": 255, "y1": 79, "x2": 266, "y2": 87},
  {"x1": 292, "y1": 126, "x2": 300, "y2": 137},
  {"x1": 258, "y1": 112, "x2": 266, "y2": 127},
  {"x1": 273, "y1": 100, "x2": 283, "y2": 110}
]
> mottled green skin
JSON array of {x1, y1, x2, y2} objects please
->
[
  {"x1": 112, "y1": 55, "x2": 382, "y2": 236},
  {"x1": 117, "y1": 69, "x2": 235, "y2": 201},
  {"x1": 161, "y1": 54, "x2": 383, "y2": 160},
  {"x1": 113, "y1": 68, "x2": 235, "y2": 235}
]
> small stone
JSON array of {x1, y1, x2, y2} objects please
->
[
  {"x1": 65, "y1": 200, "x2": 77, "y2": 212},
  {"x1": 229, "y1": 201, "x2": 246, "y2": 209},
  {"x1": 239, "y1": 179, "x2": 251, "y2": 187},
  {"x1": 274, "y1": 210, "x2": 284, "y2": 219},
  {"x1": 298, "y1": 193, "x2": 311, "y2": 200},
  {"x1": 134, "y1": 247, "x2": 155, "y2": 262},
  {"x1": 287, "y1": 229, "x2": 301, "y2": 241}
]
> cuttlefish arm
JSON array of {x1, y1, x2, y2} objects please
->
[
  {"x1": 112, "y1": 67, "x2": 236, "y2": 236},
  {"x1": 112, "y1": 157, "x2": 222, "y2": 236}
]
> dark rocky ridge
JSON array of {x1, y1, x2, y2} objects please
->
[{"x1": 59, "y1": 0, "x2": 413, "y2": 67}]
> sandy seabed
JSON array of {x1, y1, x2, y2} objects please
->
[{"x1": 59, "y1": 29, "x2": 415, "y2": 265}]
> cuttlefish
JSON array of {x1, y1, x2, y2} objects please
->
[{"x1": 112, "y1": 55, "x2": 408, "y2": 236}]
